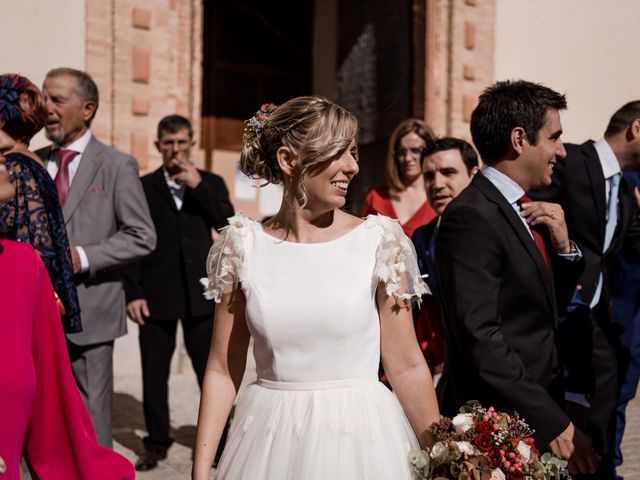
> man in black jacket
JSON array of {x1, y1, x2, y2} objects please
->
[
  {"x1": 124, "y1": 115, "x2": 234, "y2": 470},
  {"x1": 531, "y1": 101, "x2": 640, "y2": 479}
]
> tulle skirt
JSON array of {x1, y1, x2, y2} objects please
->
[{"x1": 216, "y1": 376, "x2": 418, "y2": 479}]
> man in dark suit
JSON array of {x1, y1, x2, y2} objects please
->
[
  {"x1": 531, "y1": 102, "x2": 640, "y2": 479},
  {"x1": 435, "y1": 80, "x2": 599, "y2": 475},
  {"x1": 609, "y1": 173, "x2": 640, "y2": 480},
  {"x1": 124, "y1": 115, "x2": 234, "y2": 470},
  {"x1": 412, "y1": 138, "x2": 478, "y2": 376},
  {"x1": 39, "y1": 68, "x2": 157, "y2": 447}
]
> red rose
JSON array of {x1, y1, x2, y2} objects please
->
[
  {"x1": 487, "y1": 448, "x2": 502, "y2": 469},
  {"x1": 474, "y1": 432, "x2": 494, "y2": 451},
  {"x1": 475, "y1": 421, "x2": 493, "y2": 434},
  {"x1": 508, "y1": 470, "x2": 524, "y2": 480}
]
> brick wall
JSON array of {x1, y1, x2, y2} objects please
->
[
  {"x1": 85, "y1": 0, "x2": 202, "y2": 173},
  {"x1": 422, "y1": 0, "x2": 495, "y2": 140}
]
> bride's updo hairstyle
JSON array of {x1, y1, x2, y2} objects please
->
[{"x1": 240, "y1": 96, "x2": 358, "y2": 206}]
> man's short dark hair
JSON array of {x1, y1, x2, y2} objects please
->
[
  {"x1": 422, "y1": 137, "x2": 479, "y2": 174},
  {"x1": 157, "y1": 114, "x2": 193, "y2": 140},
  {"x1": 45, "y1": 68, "x2": 99, "y2": 124},
  {"x1": 470, "y1": 80, "x2": 567, "y2": 166},
  {"x1": 604, "y1": 101, "x2": 640, "y2": 137}
]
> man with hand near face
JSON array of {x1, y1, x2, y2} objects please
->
[
  {"x1": 37, "y1": 67, "x2": 156, "y2": 448},
  {"x1": 124, "y1": 114, "x2": 233, "y2": 471},
  {"x1": 412, "y1": 138, "x2": 478, "y2": 377}
]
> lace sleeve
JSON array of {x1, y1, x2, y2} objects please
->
[
  {"x1": 200, "y1": 213, "x2": 254, "y2": 303},
  {"x1": 369, "y1": 215, "x2": 430, "y2": 305}
]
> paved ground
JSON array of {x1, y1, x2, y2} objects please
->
[{"x1": 113, "y1": 323, "x2": 640, "y2": 479}]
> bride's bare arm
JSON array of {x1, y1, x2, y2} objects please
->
[
  {"x1": 192, "y1": 288, "x2": 250, "y2": 480},
  {"x1": 378, "y1": 286, "x2": 440, "y2": 448}
]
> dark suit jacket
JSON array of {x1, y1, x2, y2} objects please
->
[
  {"x1": 413, "y1": 218, "x2": 439, "y2": 297},
  {"x1": 412, "y1": 218, "x2": 446, "y2": 369},
  {"x1": 435, "y1": 173, "x2": 584, "y2": 447},
  {"x1": 530, "y1": 141, "x2": 640, "y2": 306},
  {"x1": 124, "y1": 168, "x2": 234, "y2": 320}
]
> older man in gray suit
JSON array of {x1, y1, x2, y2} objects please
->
[{"x1": 38, "y1": 67, "x2": 156, "y2": 447}]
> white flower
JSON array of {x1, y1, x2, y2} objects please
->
[
  {"x1": 455, "y1": 441, "x2": 477, "y2": 457},
  {"x1": 452, "y1": 413, "x2": 475, "y2": 433},
  {"x1": 517, "y1": 440, "x2": 531, "y2": 463},
  {"x1": 408, "y1": 449, "x2": 430, "y2": 470},
  {"x1": 490, "y1": 469, "x2": 506, "y2": 480},
  {"x1": 430, "y1": 441, "x2": 449, "y2": 463}
]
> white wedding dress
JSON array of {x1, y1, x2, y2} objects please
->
[{"x1": 202, "y1": 213, "x2": 429, "y2": 479}]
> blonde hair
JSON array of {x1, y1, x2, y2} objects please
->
[
  {"x1": 385, "y1": 118, "x2": 435, "y2": 191},
  {"x1": 240, "y1": 96, "x2": 358, "y2": 206}
]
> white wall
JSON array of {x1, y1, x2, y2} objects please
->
[
  {"x1": 1, "y1": 0, "x2": 85, "y2": 148},
  {"x1": 494, "y1": 0, "x2": 639, "y2": 143}
]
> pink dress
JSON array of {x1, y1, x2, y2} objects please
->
[{"x1": 0, "y1": 240, "x2": 134, "y2": 480}]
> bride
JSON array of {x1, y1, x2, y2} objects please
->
[{"x1": 192, "y1": 96, "x2": 439, "y2": 479}]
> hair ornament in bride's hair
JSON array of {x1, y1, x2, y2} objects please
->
[{"x1": 242, "y1": 103, "x2": 278, "y2": 145}]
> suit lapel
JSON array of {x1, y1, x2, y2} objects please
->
[
  {"x1": 150, "y1": 168, "x2": 179, "y2": 212},
  {"x1": 473, "y1": 175, "x2": 555, "y2": 307},
  {"x1": 582, "y1": 142, "x2": 606, "y2": 243},
  {"x1": 63, "y1": 137, "x2": 103, "y2": 221}
]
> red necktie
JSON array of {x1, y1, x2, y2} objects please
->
[
  {"x1": 518, "y1": 194, "x2": 550, "y2": 275},
  {"x1": 53, "y1": 149, "x2": 79, "y2": 206}
]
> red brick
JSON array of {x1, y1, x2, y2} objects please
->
[
  {"x1": 132, "y1": 46, "x2": 151, "y2": 83},
  {"x1": 132, "y1": 7, "x2": 151, "y2": 29},
  {"x1": 131, "y1": 130, "x2": 148, "y2": 169},
  {"x1": 464, "y1": 22, "x2": 476, "y2": 50},
  {"x1": 463, "y1": 64, "x2": 475, "y2": 80},
  {"x1": 463, "y1": 95, "x2": 476, "y2": 123},
  {"x1": 132, "y1": 97, "x2": 150, "y2": 116}
]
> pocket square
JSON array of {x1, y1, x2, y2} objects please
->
[{"x1": 89, "y1": 185, "x2": 104, "y2": 193}]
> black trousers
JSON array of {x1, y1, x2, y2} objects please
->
[
  {"x1": 575, "y1": 304, "x2": 622, "y2": 480},
  {"x1": 139, "y1": 315, "x2": 213, "y2": 450}
]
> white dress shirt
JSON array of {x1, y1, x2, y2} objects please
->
[
  {"x1": 162, "y1": 168, "x2": 186, "y2": 210},
  {"x1": 46, "y1": 130, "x2": 93, "y2": 272}
]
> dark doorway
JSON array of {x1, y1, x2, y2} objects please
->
[{"x1": 202, "y1": 0, "x2": 313, "y2": 121}]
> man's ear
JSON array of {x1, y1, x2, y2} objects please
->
[
  {"x1": 470, "y1": 165, "x2": 480, "y2": 177},
  {"x1": 82, "y1": 100, "x2": 97, "y2": 124},
  {"x1": 154, "y1": 140, "x2": 161, "y2": 153},
  {"x1": 276, "y1": 146, "x2": 297, "y2": 177},
  {"x1": 628, "y1": 118, "x2": 640, "y2": 141},
  {"x1": 510, "y1": 127, "x2": 527, "y2": 154}
]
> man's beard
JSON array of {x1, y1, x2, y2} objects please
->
[{"x1": 45, "y1": 126, "x2": 66, "y2": 144}]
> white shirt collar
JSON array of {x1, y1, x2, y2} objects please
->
[
  {"x1": 54, "y1": 130, "x2": 92, "y2": 154},
  {"x1": 162, "y1": 168, "x2": 184, "y2": 190},
  {"x1": 593, "y1": 139, "x2": 621, "y2": 180},
  {"x1": 480, "y1": 165, "x2": 525, "y2": 205}
]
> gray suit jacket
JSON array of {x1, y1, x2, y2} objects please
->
[{"x1": 37, "y1": 135, "x2": 156, "y2": 345}]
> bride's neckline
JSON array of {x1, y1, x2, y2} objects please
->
[{"x1": 257, "y1": 216, "x2": 369, "y2": 246}]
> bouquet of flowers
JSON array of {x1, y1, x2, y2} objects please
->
[{"x1": 408, "y1": 401, "x2": 571, "y2": 480}]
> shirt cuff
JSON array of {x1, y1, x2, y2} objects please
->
[
  {"x1": 76, "y1": 246, "x2": 90, "y2": 273},
  {"x1": 565, "y1": 392, "x2": 591, "y2": 408},
  {"x1": 557, "y1": 241, "x2": 582, "y2": 262}
]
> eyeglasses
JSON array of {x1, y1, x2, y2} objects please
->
[{"x1": 395, "y1": 147, "x2": 425, "y2": 158}]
